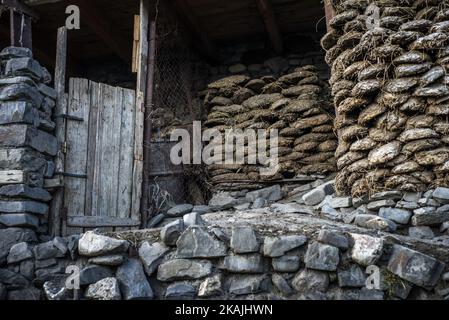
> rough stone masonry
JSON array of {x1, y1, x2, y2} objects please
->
[{"x1": 0, "y1": 46, "x2": 57, "y2": 236}]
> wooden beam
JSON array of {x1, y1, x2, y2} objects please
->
[
  {"x1": 1, "y1": 0, "x2": 39, "y2": 20},
  {"x1": 133, "y1": 0, "x2": 148, "y2": 229},
  {"x1": 255, "y1": 0, "x2": 283, "y2": 54},
  {"x1": 324, "y1": 0, "x2": 336, "y2": 32},
  {"x1": 50, "y1": 26, "x2": 67, "y2": 237},
  {"x1": 67, "y1": 216, "x2": 141, "y2": 228},
  {"x1": 172, "y1": 0, "x2": 217, "y2": 61},
  {"x1": 76, "y1": 0, "x2": 131, "y2": 64}
]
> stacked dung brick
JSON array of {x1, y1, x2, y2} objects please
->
[
  {"x1": 322, "y1": 0, "x2": 449, "y2": 197},
  {"x1": 0, "y1": 47, "x2": 57, "y2": 235},
  {"x1": 203, "y1": 66, "x2": 337, "y2": 191}
]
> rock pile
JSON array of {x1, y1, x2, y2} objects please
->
[
  {"x1": 322, "y1": 0, "x2": 449, "y2": 196},
  {"x1": 202, "y1": 66, "x2": 337, "y2": 191},
  {"x1": 0, "y1": 47, "x2": 56, "y2": 234}
]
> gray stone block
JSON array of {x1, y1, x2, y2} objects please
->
[
  {"x1": 5, "y1": 57, "x2": 43, "y2": 80},
  {"x1": 165, "y1": 283, "x2": 196, "y2": 299},
  {"x1": 116, "y1": 258, "x2": 153, "y2": 300},
  {"x1": 0, "y1": 125, "x2": 57, "y2": 156},
  {"x1": 387, "y1": 245, "x2": 445, "y2": 288},
  {"x1": 0, "y1": 200, "x2": 48, "y2": 215},
  {"x1": 7, "y1": 242, "x2": 33, "y2": 264},
  {"x1": 304, "y1": 242, "x2": 340, "y2": 271},
  {"x1": 176, "y1": 226, "x2": 227, "y2": 258},
  {"x1": 317, "y1": 229, "x2": 349, "y2": 250},
  {"x1": 0, "y1": 184, "x2": 52, "y2": 202},
  {"x1": 0, "y1": 101, "x2": 39, "y2": 126},
  {"x1": 379, "y1": 207, "x2": 412, "y2": 224},
  {"x1": 0, "y1": 83, "x2": 43, "y2": 107},
  {"x1": 138, "y1": 241, "x2": 169, "y2": 276},
  {"x1": 79, "y1": 265, "x2": 113, "y2": 286},
  {"x1": 272, "y1": 255, "x2": 300, "y2": 272},
  {"x1": 0, "y1": 213, "x2": 39, "y2": 229},
  {"x1": 221, "y1": 253, "x2": 266, "y2": 273},
  {"x1": 230, "y1": 226, "x2": 259, "y2": 254},
  {"x1": 0, "y1": 47, "x2": 33, "y2": 60},
  {"x1": 157, "y1": 259, "x2": 212, "y2": 281},
  {"x1": 263, "y1": 235, "x2": 307, "y2": 257}
]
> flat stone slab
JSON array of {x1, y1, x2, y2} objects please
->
[
  {"x1": 302, "y1": 180, "x2": 335, "y2": 206},
  {"x1": 0, "y1": 213, "x2": 39, "y2": 229},
  {"x1": 0, "y1": 201, "x2": 48, "y2": 215},
  {"x1": 116, "y1": 258, "x2": 153, "y2": 300},
  {"x1": 272, "y1": 255, "x2": 300, "y2": 272},
  {"x1": 379, "y1": 207, "x2": 412, "y2": 225},
  {"x1": 270, "y1": 203, "x2": 314, "y2": 214},
  {"x1": 138, "y1": 241, "x2": 169, "y2": 276},
  {"x1": 317, "y1": 229, "x2": 348, "y2": 250},
  {"x1": 245, "y1": 185, "x2": 282, "y2": 202},
  {"x1": 412, "y1": 206, "x2": 449, "y2": 226},
  {"x1": 304, "y1": 241, "x2": 340, "y2": 271},
  {"x1": 432, "y1": 187, "x2": 449, "y2": 203},
  {"x1": 329, "y1": 197, "x2": 353, "y2": 208},
  {"x1": 338, "y1": 264, "x2": 366, "y2": 288},
  {"x1": 0, "y1": 124, "x2": 57, "y2": 156},
  {"x1": 165, "y1": 283, "x2": 196, "y2": 299},
  {"x1": 176, "y1": 226, "x2": 227, "y2": 258},
  {"x1": 263, "y1": 235, "x2": 307, "y2": 257},
  {"x1": 387, "y1": 245, "x2": 445, "y2": 288},
  {"x1": 166, "y1": 204, "x2": 193, "y2": 217},
  {"x1": 230, "y1": 226, "x2": 259, "y2": 254},
  {"x1": 7, "y1": 242, "x2": 33, "y2": 264},
  {"x1": 0, "y1": 184, "x2": 52, "y2": 202},
  {"x1": 78, "y1": 231, "x2": 129, "y2": 257},
  {"x1": 157, "y1": 259, "x2": 212, "y2": 281},
  {"x1": 221, "y1": 253, "x2": 266, "y2": 273},
  {"x1": 0, "y1": 101, "x2": 38, "y2": 126},
  {"x1": 88, "y1": 255, "x2": 125, "y2": 266},
  {"x1": 228, "y1": 274, "x2": 270, "y2": 295}
]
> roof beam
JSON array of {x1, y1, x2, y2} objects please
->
[
  {"x1": 76, "y1": 0, "x2": 131, "y2": 64},
  {"x1": 1, "y1": 0, "x2": 39, "y2": 20},
  {"x1": 255, "y1": 0, "x2": 283, "y2": 54},
  {"x1": 172, "y1": 0, "x2": 217, "y2": 61}
]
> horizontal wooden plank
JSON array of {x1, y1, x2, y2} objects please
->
[{"x1": 67, "y1": 216, "x2": 141, "y2": 227}]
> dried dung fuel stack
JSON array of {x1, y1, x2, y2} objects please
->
[
  {"x1": 203, "y1": 66, "x2": 337, "y2": 191},
  {"x1": 322, "y1": 0, "x2": 449, "y2": 197}
]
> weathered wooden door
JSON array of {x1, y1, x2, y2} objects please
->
[{"x1": 62, "y1": 78, "x2": 143, "y2": 235}]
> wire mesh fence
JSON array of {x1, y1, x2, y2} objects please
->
[{"x1": 144, "y1": 1, "x2": 211, "y2": 224}]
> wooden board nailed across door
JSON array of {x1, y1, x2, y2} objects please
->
[{"x1": 62, "y1": 78, "x2": 142, "y2": 235}]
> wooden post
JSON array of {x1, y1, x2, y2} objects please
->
[
  {"x1": 141, "y1": 21, "x2": 156, "y2": 228},
  {"x1": 50, "y1": 26, "x2": 67, "y2": 236},
  {"x1": 132, "y1": 0, "x2": 149, "y2": 228},
  {"x1": 324, "y1": 0, "x2": 336, "y2": 32},
  {"x1": 255, "y1": 0, "x2": 283, "y2": 54}
]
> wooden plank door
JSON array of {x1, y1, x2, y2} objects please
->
[{"x1": 62, "y1": 78, "x2": 142, "y2": 235}]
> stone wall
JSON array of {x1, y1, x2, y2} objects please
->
[
  {"x1": 0, "y1": 47, "x2": 57, "y2": 237},
  {"x1": 1, "y1": 179, "x2": 449, "y2": 300}
]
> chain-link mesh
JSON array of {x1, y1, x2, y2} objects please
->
[{"x1": 145, "y1": 1, "x2": 211, "y2": 223}]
